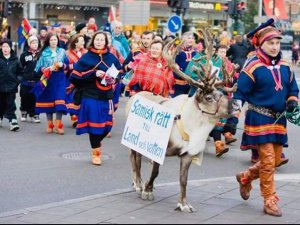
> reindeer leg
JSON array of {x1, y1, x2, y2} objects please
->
[
  {"x1": 142, "y1": 161, "x2": 160, "y2": 201},
  {"x1": 130, "y1": 150, "x2": 143, "y2": 195},
  {"x1": 135, "y1": 152, "x2": 143, "y2": 195},
  {"x1": 175, "y1": 154, "x2": 195, "y2": 213}
]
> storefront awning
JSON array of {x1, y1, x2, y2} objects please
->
[{"x1": 12, "y1": 0, "x2": 119, "y2": 7}]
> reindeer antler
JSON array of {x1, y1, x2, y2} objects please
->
[
  {"x1": 163, "y1": 40, "x2": 204, "y2": 90},
  {"x1": 214, "y1": 60, "x2": 238, "y2": 93}
]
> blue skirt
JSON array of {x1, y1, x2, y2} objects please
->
[
  {"x1": 66, "y1": 89, "x2": 80, "y2": 115},
  {"x1": 240, "y1": 110, "x2": 287, "y2": 150},
  {"x1": 36, "y1": 70, "x2": 67, "y2": 114},
  {"x1": 76, "y1": 97, "x2": 113, "y2": 136}
]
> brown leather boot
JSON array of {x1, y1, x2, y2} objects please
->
[
  {"x1": 264, "y1": 195, "x2": 282, "y2": 217},
  {"x1": 215, "y1": 141, "x2": 229, "y2": 157},
  {"x1": 55, "y1": 120, "x2": 64, "y2": 135},
  {"x1": 91, "y1": 148, "x2": 102, "y2": 166},
  {"x1": 224, "y1": 132, "x2": 237, "y2": 145},
  {"x1": 47, "y1": 121, "x2": 54, "y2": 133},
  {"x1": 236, "y1": 162, "x2": 260, "y2": 200}
]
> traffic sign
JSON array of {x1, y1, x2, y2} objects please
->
[{"x1": 167, "y1": 15, "x2": 182, "y2": 33}]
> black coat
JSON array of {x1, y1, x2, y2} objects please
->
[
  {"x1": 227, "y1": 41, "x2": 251, "y2": 71},
  {"x1": 0, "y1": 52, "x2": 23, "y2": 93},
  {"x1": 20, "y1": 50, "x2": 40, "y2": 82}
]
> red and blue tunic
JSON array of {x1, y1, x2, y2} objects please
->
[
  {"x1": 173, "y1": 46, "x2": 197, "y2": 97},
  {"x1": 234, "y1": 48, "x2": 299, "y2": 150},
  {"x1": 66, "y1": 48, "x2": 87, "y2": 115},
  {"x1": 70, "y1": 48, "x2": 122, "y2": 136}
]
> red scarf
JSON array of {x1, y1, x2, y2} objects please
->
[
  {"x1": 90, "y1": 48, "x2": 108, "y2": 55},
  {"x1": 129, "y1": 53, "x2": 174, "y2": 97},
  {"x1": 66, "y1": 49, "x2": 87, "y2": 64}
]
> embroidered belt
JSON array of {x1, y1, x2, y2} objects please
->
[{"x1": 248, "y1": 103, "x2": 282, "y2": 119}]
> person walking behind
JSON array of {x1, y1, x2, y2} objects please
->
[
  {"x1": 66, "y1": 34, "x2": 87, "y2": 128},
  {"x1": 112, "y1": 21, "x2": 130, "y2": 59},
  {"x1": 70, "y1": 32, "x2": 122, "y2": 166},
  {"x1": 292, "y1": 42, "x2": 299, "y2": 68},
  {"x1": 173, "y1": 31, "x2": 197, "y2": 97},
  {"x1": 226, "y1": 35, "x2": 251, "y2": 73},
  {"x1": 0, "y1": 39, "x2": 23, "y2": 131},
  {"x1": 34, "y1": 32, "x2": 69, "y2": 135},
  {"x1": 234, "y1": 19, "x2": 299, "y2": 217},
  {"x1": 19, "y1": 35, "x2": 41, "y2": 123}
]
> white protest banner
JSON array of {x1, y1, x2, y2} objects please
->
[{"x1": 121, "y1": 95, "x2": 176, "y2": 165}]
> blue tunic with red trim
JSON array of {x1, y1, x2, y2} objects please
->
[
  {"x1": 234, "y1": 48, "x2": 299, "y2": 150},
  {"x1": 173, "y1": 47, "x2": 197, "y2": 97},
  {"x1": 70, "y1": 48, "x2": 122, "y2": 136},
  {"x1": 35, "y1": 47, "x2": 69, "y2": 114}
]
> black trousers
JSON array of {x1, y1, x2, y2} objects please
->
[
  {"x1": 0, "y1": 92, "x2": 17, "y2": 121},
  {"x1": 209, "y1": 130, "x2": 222, "y2": 142},
  {"x1": 20, "y1": 85, "x2": 37, "y2": 117},
  {"x1": 89, "y1": 133, "x2": 108, "y2": 148}
]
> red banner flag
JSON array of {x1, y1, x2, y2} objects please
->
[{"x1": 263, "y1": 0, "x2": 288, "y2": 20}]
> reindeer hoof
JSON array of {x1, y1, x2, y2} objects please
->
[
  {"x1": 132, "y1": 181, "x2": 143, "y2": 196},
  {"x1": 136, "y1": 187, "x2": 142, "y2": 196},
  {"x1": 175, "y1": 203, "x2": 195, "y2": 213},
  {"x1": 141, "y1": 191, "x2": 154, "y2": 201}
]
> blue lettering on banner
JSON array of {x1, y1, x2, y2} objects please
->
[
  {"x1": 123, "y1": 127, "x2": 140, "y2": 146},
  {"x1": 154, "y1": 112, "x2": 172, "y2": 128},
  {"x1": 147, "y1": 142, "x2": 164, "y2": 159},
  {"x1": 131, "y1": 99, "x2": 155, "y2": 123}
]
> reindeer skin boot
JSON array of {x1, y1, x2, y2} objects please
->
[
  {"x1": 236, "y1": 162, "x2": 260, "y2": 200},
  {"x1": 224, "y1": 132, "x2": 237, "y2": 145},
  {"x1": 215, "y1": 141, "x2": 229, "y2": 157},
  {"x1": 47, "y1": 121, "x2": 55, "y2": 133},
  {"x1": 91, "y1": 148, "x2": 102, "y2": 166},
  {"x1": 264, "y1": 195, "x2": 282, "y2": 217},
  {"x1": 55, "y1": 120, "x2": 64, "y2": 135}
]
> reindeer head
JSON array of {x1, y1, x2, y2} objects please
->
[{"x1": 163, "y1": 28, "x2": 240, "y2": 118}]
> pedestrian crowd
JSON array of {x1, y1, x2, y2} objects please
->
[{"x1": 0, "y1": 17, "x2": 299, "y2": 218}]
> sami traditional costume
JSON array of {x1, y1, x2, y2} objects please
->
[
  {"x1": 235, "y1": 19, "x2": 299, "y2": 217},
  {"x1": 185, "y1": 51, "x2": 223, "y2": 97},
  {"x1": 128, "y1": 53, "x2": 174, "y2": 98},
  {"x1": 70, "y1": 48, "x2": 122, "y2": 136},
  {"x1": 235, "y1": 48, "x2": 299, "y2": 150},
  {"x1": 173, "y1": 46, "x2": 197, "y2": 96},
  {"x1": 66, "y1": 48, "x2": 87, "y2": 115},
  {"x1": 109, "y1": 46, "x2": 124, "y2": 111},
  {"x1": 34, "y1": 47, "x2": 69, "y2": 114}
]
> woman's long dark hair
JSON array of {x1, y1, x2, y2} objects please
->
[{"x1": 38, "y1": 32, "x2": 61, "y2": 59}]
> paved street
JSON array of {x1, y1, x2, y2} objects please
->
[{"x1": 0, "y1": 59, "x2": 299, "y2": 223}]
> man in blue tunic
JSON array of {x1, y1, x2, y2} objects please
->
[{"x1": 234, "y1": 19, "x2": 299, "y2": 217}]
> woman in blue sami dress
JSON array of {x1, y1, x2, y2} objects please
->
[
  {"x1": 35, "y1": 32, "x2": 69, "y2": 135},
  {"x1": 70, "y1": 32, "x2": 122, "y2": 166}
]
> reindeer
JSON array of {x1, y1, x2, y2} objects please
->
[{"x1": 125, "y1": 29, "x2": 241, "y2": 213}]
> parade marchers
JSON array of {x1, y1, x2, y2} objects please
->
[{"x1": 0, "y1": 17, "x2": 299, "y2": 218}]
